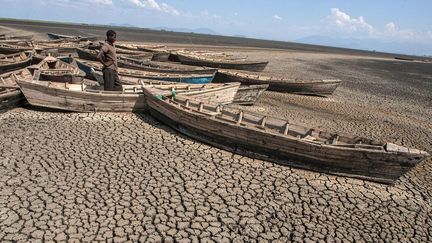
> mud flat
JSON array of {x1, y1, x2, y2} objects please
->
[{"x1": 0, "y1": 21, "x2": 431, "y2": 241}]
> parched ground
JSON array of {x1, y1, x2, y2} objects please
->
[{"x1": 1, "y1": 23, "x2": 432, "y2": 242}]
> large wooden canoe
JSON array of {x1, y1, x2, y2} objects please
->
[
  {"x1": 175, "y1": 53, "x2": 269, "y2": 72},
  {"x1": 143, "y1": 91, "x2": 429, "y2": 184},
  {"x1": 36, "y1": 41, "x2": 89, "y2": 53},
  {"x1": 0, "y1": 69, "x2": 30, "y2": 110},
  {"x1": 47, "y1": 33, "x2": 97, "y2": 41},
  {"x1": 117, "y1": 56, "x2": 217, "y2": 75},
  {"x1": 0, "y1": 34, "x2": 33, "y2": 40},
  {"x1": 16, "y1": 74, "x2": 239, "y2": 112},
  {"x1": 0, "y1": 52, "x2": 33, "y2": 74},
  {"x1": 0, "y1": 43, "x2": 34, "y2": 54},
  {"x1": 31, "y1": 56, "x2": 85, "y2": 83},
  {"x1": 76, "y1": 59, "x2": 215, "y2": 84},
  {"x1": 116, "y1": 43, "x2": 165, "y2": 51},
  {"x1": 77, "y1": 48, "x2": 216, "y2": 75},
  {"x1": 90, "y1": 68, "x2": 240, "y2": 104},
  {"x1": 214, "y1": 70, "x2": 342, "y2": 96},
  {"x1": 233, "y1": 84, "x2": 268, "y2": 105},
  {"x1": 76, "y1": 47, "x2": 153, "y2": 61}
]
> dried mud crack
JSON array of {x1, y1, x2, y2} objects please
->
[{"x1": 0, "y1": 108, "x2": 431, "y2": 242}]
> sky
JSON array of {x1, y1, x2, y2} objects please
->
[{"x1": 1, "y1": 0, "x2": 432, "y2": 55}]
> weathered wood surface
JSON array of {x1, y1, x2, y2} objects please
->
[
  {"x1": 233, "y1": 84, "x2": 268, "y2": 105},
  {"x1": 143, "y1": 91, "x2": 429, "y2": 184},
  {"x1": 17, "y1": 73, "x2": 240, "y2": 112},
  {"x1": 214, "y1": 70, "x2": 342, "y2": 96},
  {"x1": 175, "y1": 53, "x2": 269, "y2": 72},
  {"x1": 47, "y1": 33, "x2": 97, "y2": 41},
  {"x1": 0, "y1": 34, "x2": 33, "y2": 40},
  {"x1": 117, "y1": 56, "x2": 217, "y2": 75},
  {"x1": 0, "y1": 52, "x2": 32, "y2": 74},
  {"x1": 0, "y1": 68, "x2": 30, "y2": 110},
  {"x1": 32, "y1": 56, "x2": 85, "y2": 83},
  {"x1": 76, "y1": 59, "x2": 215, "y2": 84},
  {"x1": 0, "y1": 43, "x2": 34, "y2": 54}
]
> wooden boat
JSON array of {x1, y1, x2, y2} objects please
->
[
  {"x1": 117, "y1": 56, "x2": 217, "y2": 75},
  {"x1": 76, "y1": 48, "x2": 153, "y2": 61},
  {"x1": 33, "y1": 53, "x2": 74, "y2": 64},
  {"x1": 75, "y1": 59, "x2": 215, "y2": 84},
  {"x1": 175, "y1": 53, "x2": 269, "y2": 72},
  {"x1": 0, "y1": 39, "x2": 33, "y2": 45},
  {"x1": 0, "y1": 34, "x2": 33, "y2": 40},
  {"x1": 137, "y1": 46, "x2": 166, "y2": 52},
  {"x1": 214, "y1": 70, "x2": 342, "y2": 96},
  {"x1": 0, "y1": 52, "x2": 33, "y2": 74},
  {"x1": 233, "y1": 84, "x2": 268, "y2": 105},
  {"x1": 146, "y1": 82, "x2": 240, "y2": 105},
  {"x1": 0, "y1": 69, "x2": 30, "y2": 110},
  {"x1": 16, "y1": 73, "x2": 239, "y2": 112},
  {"x1": 151, "y1": 51, "x2": 171, "y2": 62},
  {"x1": 36, "y1": 41, "x2": 89, "y2": 53},
  {"x1": 116, "y1": 43, "x2": 165, "y2": 51},
  {"x1": 0, "y1": 43, "x2": 34, "y2": 54},
  {"x1": 76, "y1": 48, "x2": 99, "y2": 61},
  {"x1": 47, "y1": 33, "x2": 97, "y2": 41},
  {"x1": 31, "y1": 56, "x2": 85, "y2": 83},
  {"x1": 143, "y1": 90, "x2": 429, "y2": 184}
]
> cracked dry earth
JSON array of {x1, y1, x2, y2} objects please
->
[{"x1": 0, "y1": 108, "x2": 431, "y2": 242}]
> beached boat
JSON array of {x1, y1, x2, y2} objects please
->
[
  {"x1": 151, "y1": 51, "x2": 171, "y2": 62},
  {"x1": 0, "y1": 69, "x2": 30, "y2": 110},
  {"x1": 233, "y1": 84, "x2": 268, "y2": 105},
  {"x1": 116, "y1": 43, "x2": 165, "y2": 51},
  {"x1": 33, "y1": 53, "x2": 74, "y2": 64},
  {"x1": 76, "y1": 48, "x2": 99, "y2": 61},
  {"x1": 147, "y1": 82, "x2": 240, "y2": 105},
  {"x1": 75, "y1": 59, "x2": 215, "y2": 84},
  {"x1": 36, "y1": 41, "x2": 90, "y2": 53},
  {"x1": 214, "y1": 70, "x2": 342, "y2": 96},
  {"x1": 16, "y1": 74, "x2": 239, "y2": 112},
  {"x1": 0, "y1": 34, "x2": 33, "y2": 40},
  {"x1": 117, "y1": 56, "x2": 217, "y2": 75},
  {"x1": 76, "y1": 48, "x2": 153, "y2": 61},
  {"x1": 143, "y1": 90, "x2": 429, "y2": 184},
  {"x1": 0, "y1": 43, "x2": 34, "y2": 54},
  {"x1": 175, "y1": 53, "x2": 269, "y2": 72},
  {"x1": 77, "y1": 49, "x2": 207, "y2": 74},
  {"x1": 47, "y1": 33, "x2": 97, "y2": 41},
  {"x1": 0, "y1": 52, "x2": 33, "y2": 74},
  {"x1": 31, "y1": 56, "x2": 85, "y2": 83}
]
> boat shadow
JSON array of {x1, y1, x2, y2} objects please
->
[
  {"x1": 21, "y1": 103, "x2": 75, "y2": 113},
  {"x1": 133, "y1": 111, "x2": 199, "y2": 142}
]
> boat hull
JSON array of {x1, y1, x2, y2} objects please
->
[
  {"x1": 77, "y1": 60, "x2": 215, "y2": 84},
  {"x1": 0, "y1": 89, "x2": 26, "y2": 111},
  {"x1": 214, "y1": 71, "x2": 341, "y2": 96},
  {"x1": 17, "y1": 80, "x2": 147, "y2": 112},
  {"x1": 176, "y1": 54, "x2": 268, "y2": 72},
  {"x1": 0, "y1": 58, "x2": 32, "y2": 74},
  {"x1": 146, "y1": 96, "x2": 426, "y2": 184},
  {"x1": 39, "y1": 73, "x2": 85, "y2": 84},
  {"x1": 151, "y1": 52, "x2": 170, "y2": 62},
  {"x1": 233, "y1": 84, "x2": 268, "y2": 105}
]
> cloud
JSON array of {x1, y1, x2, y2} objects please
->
[
  {"x1": 273, "y1": 15, "x2": 282, "y2": 20},
  {"x1": 89, "y1": 0, "x2": 112, "y2": 4},
  {"x1": 384, "y1": 22, "x2": 418, "y2": 40},
  {"x1": 327, "y1": 8, "x2": 432, "y2": 44},
  {"x1": 329, "y1": 8, "x2": 374, "y2": 35},
  {"x1": 129, "y1": 0, "x2": 179, "y2": 16}
]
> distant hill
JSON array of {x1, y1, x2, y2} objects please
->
[{"x1": 154, "y1": 26, "x2": 219, "y2": 35}]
